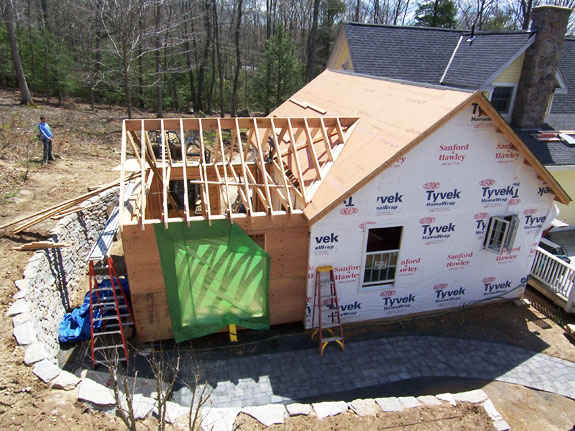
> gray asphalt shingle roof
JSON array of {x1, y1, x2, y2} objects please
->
[
  {"x1": 551, "y1": 38, "x2": 575, "y2": 115},
  {"x1": 516, "y1": 127, "x2": 575, "y2": 166},
  {"x1": 344, "y1": 23, "x2": 461, "y2": 84},
  {"x1": 441, "y1": 32, "x2": 534, "y2": 88}
]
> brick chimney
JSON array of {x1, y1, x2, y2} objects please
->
[{"x1": 511, "y1": 5, "x2": 572, "y2": 129}]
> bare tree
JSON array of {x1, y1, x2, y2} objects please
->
[
  {"x1": 231, "y1": 0, "x2": 243, "y2": 116},
  {"x1": 306, "y1": 0, "x2": 321, "y2": 82},
  {"x1": 3, "y1": 0, "x2": 33, "y2": 105}
]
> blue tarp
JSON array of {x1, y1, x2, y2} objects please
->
[{"x1": 58, "y1": 279, "x2": 130, "y2": 344}]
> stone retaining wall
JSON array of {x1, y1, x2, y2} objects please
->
[{"x1": 8, "y1": 187, "x2": 119, "y2": 363}]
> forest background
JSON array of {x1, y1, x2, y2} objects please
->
[{"x1": 2, "y1": 0, "x2": 575, "y2": 119}]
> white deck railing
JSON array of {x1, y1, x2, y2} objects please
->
[{"x1": 530, "y1": 247, "x2": 575, "y2": 313}]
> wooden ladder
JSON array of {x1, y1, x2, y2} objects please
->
[
  {"x1": 311, "y1": 265, "x2": 345, "y2": 355},
  {"x1": 88, "y1": 257, "x2": 134, "y2": 368}
]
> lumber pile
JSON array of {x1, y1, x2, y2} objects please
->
[
  {"x1": 0, "y1": 177, "x2": 130, "y2": 234},
  {"x1": 13, "y1": 241, "x2": 71, "y2": 251}
]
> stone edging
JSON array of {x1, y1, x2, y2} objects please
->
[{"x1": 75, "y1": 382, "x2": 511, "y2": 431}]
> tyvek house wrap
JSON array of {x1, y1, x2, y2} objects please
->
[{"x1": 305, "y1": 104, "x2": 557, "y2": 327}]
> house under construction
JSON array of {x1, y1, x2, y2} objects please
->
[{"x1": 119, "y1": 116, "x2": 359, "y2": 341}]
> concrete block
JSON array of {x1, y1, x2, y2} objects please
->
[
  {"x1": 376, "y1": 397, "x2": 403, "y2": 412},
  {"x1": 24, "y1": 342, "x2": 48, "y2": 365},
  {"x1": 12, "y1": 312, "x2": 32, "y2": 327},
  {"x1": 312, "y1": 401, "x2": 348, "y2": 420},
  {"x1": 77, "y1": 378, "x2": 115, "y2": 406},
  {"x1": 51, "y1": 370, "x2": 80, "y2": 390},
  {"x1": 242, "y1": 404, "x2": 287, "y2": 426},
  {"x1": 349, "y1": 398, "x2": 380, "y2": 416},
  {"x1": 33, "y1": 360, "x2": 61, "y2": 383},
  {"x1": 286, "y1": 403, "x2": 312, "y2": 416}
]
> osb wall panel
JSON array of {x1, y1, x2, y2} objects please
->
[{"x1": 122, "y1": 213, "x2": 309, "y2": 341}]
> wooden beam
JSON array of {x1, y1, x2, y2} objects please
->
[
  {"x1": 119, "y1": 120, "x2": 127, "y2": 232},
  {"x1": 198, "y1": 119, "x2": 212, "y2": 224},
  {"x1": 286, "y1": 118, "x2": 307, "y2": 202},
  {"x1": 160, "y1": 119, "x2": 169, "y2": 228},
  {"x1": 252, "y1": 118, "x2": 274, "y2": 215},
  {"x1": 270, "y1": 117, "x2": 293, "y2": 212},
  {"x1": 319, "y1": 118, "x2": 334, "y2": 162},
  {"x1": 234, "y1": 119, "x2": 253, "y2": 215},
  {"x1": 216, "y1": 119, "x2": 234, "y2": 221},
  {"x1": 180, "y1": 119, "x2": 191, "y2": 226},
  {"x1": 303, "y1": 118, "x2": 322, "y2": 179},
  {"x1": 140, "y1": 121, "x2": 147, "y2": 229}
]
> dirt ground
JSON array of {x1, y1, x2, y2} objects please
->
[{"x1": 0, "y1": 89, "x2": 574, "y2": 430}]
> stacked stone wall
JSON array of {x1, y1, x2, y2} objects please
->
[{"x1": 8, "y1": 187, "x2": 119, "y2": 363}]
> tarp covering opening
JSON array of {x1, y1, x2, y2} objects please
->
[{"x1": 154, "y1": 221, "x2": 270, "y2": 342}]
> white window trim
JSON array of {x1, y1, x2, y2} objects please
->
[
  {"x1": 359, "y1": 225, "x2": 403, "y2": 291},
  {"x1": 483, "y1": 214, "x2": 519, "y2": 254},
  {"x1": 488, "y1": 83, "x2": 518, "y2": 121}
]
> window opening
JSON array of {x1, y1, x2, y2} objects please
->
[
  {"x1": 362, "y1": 226, "x2": 402, "y2": 288},
  {"x1": 483, "y1": 215, "x2": 518, "y2": 254}
]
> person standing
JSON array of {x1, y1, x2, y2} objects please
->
[{"x1": 38, "y1": 116, "x2": 55, "y2": 163}]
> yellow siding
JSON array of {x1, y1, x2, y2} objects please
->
[
  {"x1": 544, "y1": 93, "x2": 554, "y2": 122},
  {"x1": 550, "y1": 169, "x2": 575, "y2": 225},
  {"x1": 327, "y1": 36, "x2": 354, "y2": 71},
  {"x1": 493, "y1": 53, "x2": 525, "y2": 84}
]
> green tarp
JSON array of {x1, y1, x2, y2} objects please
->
[{"x1": 154, "y1": 221, "x2": 270, "y2": 342}]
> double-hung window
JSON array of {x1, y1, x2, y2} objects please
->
[
  {"x1": 362, "y1": 226, "x2": 402, "y2": 288},
  {"x1": 490, "y1": 86, "x2": 515, "y2": 117},
  {"x1": 483, "y1": 215, "x2": 519, "y2": 254}
]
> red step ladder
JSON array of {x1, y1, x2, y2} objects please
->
[
  {"x1": 311, "y1": 266, "x2": 345, "y2": 355},
  {"x1": 88, "y1": 257, "x2": 134, "y2": 368}
]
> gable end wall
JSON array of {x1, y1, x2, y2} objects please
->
[{"x1": 305, "y1": 104, "x2": 557, "y2": 326}]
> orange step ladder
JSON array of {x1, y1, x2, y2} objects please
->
[
  {"x1": 311, "y1": 266, "x2": 345, "y2": 355},
  {"x1": 88, "y1": 257, "x2": 134, "y2": 368}
]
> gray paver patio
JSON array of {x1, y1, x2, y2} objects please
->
[{"x1": 173, "y1": 335, "x2": 575, "y2": 408}]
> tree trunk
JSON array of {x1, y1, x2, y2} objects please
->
[
  {"x1": 26, "y1": 0, "x2": 36, "y2": 95},
  {"x1": 212, "y1": 0, "x2": 224, "y2": 117},
  {"x1": 306, "y1": 0, "x2": 320, "y2": 82},
  {"x1": 355, "y1": 0, "x2": 360, "y2": 21},
  {"x1": 155, "y1": 2, "x2": 163, "y2": 118},
  {"x1": 195, "y1": 0, "x2": 212, "y2": 113},
  {"x1": 6, "y1": 0, "x2": 33, "y2": 105},
  {"x1": 182, "y1": 2, "x2": 197, "y2": 111},
  {"x1": 231, "y1": 0, "x2": 243, "y2": 116}
]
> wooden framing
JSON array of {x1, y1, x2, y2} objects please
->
[{"x1": 120, "y1": 117, "x2": 358, "y2": 229}]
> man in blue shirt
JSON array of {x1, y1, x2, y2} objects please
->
[{"x1": 38, "y1": 116, "x2": 55, "y2": 163}]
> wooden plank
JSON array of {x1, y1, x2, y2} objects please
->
[
  {"x1": 270, "y1": 118, "x2": 293, "y2": 212},
  {"x1": 319, "y1": 118, "x2": 334, "y2": 162},
  {"x1": 160, "y1": 120, "x2": 169, "y2": 228},
  {"x1": 180, "y1": 119, "x2": 191, "y2": 226},
  {"x1": 286, "y1": 118, "x2": 307, "y2": 202},
  {"x1": 216, "y1": 119, "x2": 233, "y2": 220},
  {"x1": 303, "y1": 118, "x2": 322, "y2": 179},
  {"x1": 198, "y1": 119, "x2": 212, "y2": 223},
  {"x1": 140, "y1": 121, "x2": 147, "y2": 229},
  {"x1": 13, "y1": 241, "x2": 71, "y2": 251}
]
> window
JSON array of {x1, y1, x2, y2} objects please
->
[
  {"x1": 483, "y1": 215, "x2": 519, "y2": 254},
  {"x1": 362, "y1": 226, "x2": 402, "y2": 288},
  {"x1": 490, "y1": 86, "x2": 515, "y2": 115}
]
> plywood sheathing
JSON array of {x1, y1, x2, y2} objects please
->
[
  {"x1": 271, "y1": 69, "x2": 569, "y2": 224},
  {"x1": 122, "y1": 213, "x2": 308, "y2": 341}
]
